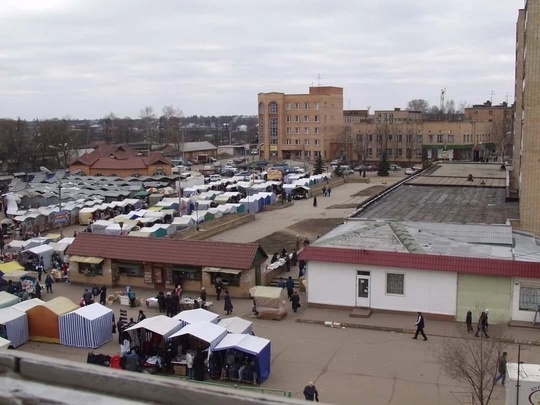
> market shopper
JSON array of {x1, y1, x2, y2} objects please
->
[
  {"x1": 215, "y1": 277, "x2": 223, "y2": 301},
  {"x1": 35, "y1": 281, "x2": 42, "y2": 299},
  {"x1": 291, "y1": 290, "x2": 300, "y2": 313},
  {"x1": 165, "y1": 292, "x2": 174, "y2": 317},
  {"x1": 99, "y1": 284, "x2": 107, "y2": 305},
  {"x1": 494, "y1": 352, "x2": 507, "y2": 386},
  {"x1": 156, "y1": 291, "x2": 166, "y2": 313},
  {"x1": 224, "y1": 290, "x2": 233, "y2": 315},
  {"x1": 45, "y1": 274, "x2": 54, "y2": 293},
  {"x1": 303, "y1": 382, "x2": 319, "y2": 402},
  {"x1": 466, "y1": 310, "x2": 473, "y2": 333},
  {"x1": 127, "y1": 289, "x2": 136, "y2": 308},
  {"x1": 92, "y1": 284, "x2": 100, "y2": 301},
  {"x1": 186, "y1": 351, "x2": 194, "y2": 379},
  {"x1": 286, "y1": 276, "x2": 295, "y2": 299},
  {"x1": 193, "y1": 349, "x2": 206, "y2": 381},
  {"x1": 137, "y1": 310, "x2": 146, "y2": 323},
  {"x1": 171, "y1": 289, "x2": 179, "y2": 315},
  {"x1": 475, "y1": 312, "x2": 489, "y2": 338},
  {"x1": 200, "y1": 287, "x2": 207, "y2": 302},
  {"x1": 412, "y1": 312, "x2": 428, "y2": 341}
]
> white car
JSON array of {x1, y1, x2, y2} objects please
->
[
  {"x1": 208, "y1": 174, "x2": 222, "y2": 182},
  {"x1": 227, "y1": 160, "x2": 235, "y2": 165},
  {"x1": 405, "y1": 168, "x2": 416, "y2": 175},
  {"x1": 223, "y1": 165, "x2": 236, "y2": 171},
  {"x1": 172, "y1": 165, "x2": 188, "y2": 174}
]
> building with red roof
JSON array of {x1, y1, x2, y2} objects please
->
[{"x1": 69, "y1": 145, "x2": 172, "y2": 177}]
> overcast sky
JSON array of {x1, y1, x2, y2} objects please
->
[{"x1": 0, "y1": 0, "x2": 523, "y2": 120}]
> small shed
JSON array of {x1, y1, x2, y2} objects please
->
[
  {"x1": 169, "y1": 322, "x2": 228, "y2": 351},
  {"x1": 27, "y1": 297, "x2": 79, "y2": 343},
  {"x1": 250, "y1": 286, "x2": 288, "y2": 320},
  {"x1": 172, "y1": 308, "x2": 220, "y2": 327},
  {"x1": 0, "y1": 292, "x2": 20, "y2": 309},
  {"x1": 214, "y1": 334, "x2": 271, "y2": 383},
  {"x1": 0, "y1": 307, "x2": 29, "y2": 348},
  {"x1": 217, "y1": 317, "x2": 253, "y2": 334},
  {"x1": 27, "y1": 244, "x2": 54, "y2": 269},
  {"x1": 59, "y1": 303, "x2": 113, "y2": 348}
]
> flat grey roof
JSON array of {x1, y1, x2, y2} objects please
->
[{"x1": 356, "y1": 185, "x2": 519, "y2": 224}]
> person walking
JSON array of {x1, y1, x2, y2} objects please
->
[
  {"x1": 322, "y1": 186, "x2": 327, "y2": 197},
  {"x1": 200, "y1": 287, "x2": 207, "y2": 302},
  {"x1": 412, "y1": 312, "x2": 428, "y2": 341},
  {"x1": 171, "y1": 290, "x2": 180, "y2": 315},
  {"x1": 475, "y1": 312, "x2": 489, "y2": 338},
  {"x1": 494, "y1": 352, "x2": 507, "y2": 386},
  {"x1": 116, "y1": 318, "x2": 124, "y2": 344},
  {"x1": 165, "y1": 292, "x2": 174, "y2": 317},
  {"x1": 313, "y1": 196, "x2": 318, "y2": 207},
  {"x1": 127, "y1": 289, "x2": 136, "y2": 308},
  {"x1": 295, "y1": 236, "x2": 301, "y2": 252},
  {"x1": 215, "y1": 277, "x2": 223, "y2": 301},
  {"x1": 291, "y1": 249, "x2": 298, "y2": 267},
  {"x1": 303, "y1": 382, "x2": 319, "y2": 402},
  {"x1": 465, "y1": 310, "x2": 473, "y2": 333},
  {"x1": 99, "y1": 284, "x2": 107, "y2": 305},
  {"x1": 137, "y1": 310, "x2": 146, "y2": 323},
  {"x1": 45, "y1": 274, "x2": 54, "y2": 293},
  {"x1": 92, "y1": 284, "x2": 100, "y2": 301},
  {"x1": 286, "y1": 276, "x2": 295, "y2": 299},
  {"x1": 327, "y1": 186, "x2": 332, "y2": 196},
  {"x1": 224, "y1": 290, "x2": 233, "y2": 315},
  {"x1": 291, "y1": 290, "x2": 300, "y2": 313}
]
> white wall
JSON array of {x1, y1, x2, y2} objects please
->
[{"x1": 307, "y1": 261, "x2": 457, "y2": 315}]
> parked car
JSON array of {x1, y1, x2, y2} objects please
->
[
  {"x1": 227, "y1": 160, "x2": 235, "y2": 165},
  {"x1": 220, "y1": 169, "x2": 236, "y2": 177},
  {"x1": 254, "y1": 160, "x2": 268, "y2": 167},
  {"x1": 209, "y1": 174, "x2": 222, "y2": 182},
  {"x1": 172, "y1": 165, "x2": 188, "y2": 174},
  {"x1": 390, "y1": 164, "x2": 402, "y2": 171},
  {"x1": 342, "y1": 168, "x2": 355, "y2": 175},
  {"x1": 251, "y1": 149, "x2": 258, "y2": 155},
  {"x1": 405, "y1": 168, "x2": 416, "y2": 175},
  {"x1": 223, "y1": 165, "x2": 236, "y2": 171},
  {"x1": 354, "y1": 165, "x2": 369, "y2": 172}
]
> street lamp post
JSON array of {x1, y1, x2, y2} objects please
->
[
  {"x1": 195, "y1": 202, "x2": 199, "y2": 231},
  {"x1": 118, "y1": 221, "x2": 124, "y2": 236},
  {"x1": 40, "y1": 166, "x2": 63, "y2": 238}
]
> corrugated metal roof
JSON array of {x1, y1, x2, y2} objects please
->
[{"x1": 403, "y1": 221, "x2": 513, "y2": 245}]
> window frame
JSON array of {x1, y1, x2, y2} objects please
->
[{"x1": 386, "y1": 272, "x2": 405, "y2": 296}]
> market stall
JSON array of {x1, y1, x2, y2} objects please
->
[
  {"x1": 26, "y1": 244, "x2": 54, "y2": 269},
  {"x1": 250, "y1": 286, "x2": 288, "y2": 320},
  {"x1": 124, "y1": 315, "x2": 184, "y2": 354},
  {"x1": 11, "y1": 298, "x2": 44, "y2": 312},
  {"x1": 214, "y1": 333, "x2": 271, "y2": 383},
  {"x1": 48, "y1": 242, "x2": 69, "y2": 261},
  {"x1": 169, "y1": 322, "x2": 228, "y2": 351},
  {"x1": 59, "y1": 303, "x2": 114, "y2": 349},
  {"x1": 217, "y1": 317, "x2": 253, "y2": 334},
  {"x1": 27, "y1": 297, "x2": 79, "y2": 343},
  {"x1": 0, "y1": 307, "x2": 29, "y2": 348},
  {"x1": 173, "y1": 308, "x2": 220, "y2": 327},
  {"x1": 0, "y1": 291, "x2": 20, "y2": 309},
  {"x1": 0, "y1": 261, "x2": 24, "y2": 274}
]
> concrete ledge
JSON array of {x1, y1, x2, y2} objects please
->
[
  {"x1": 179, "y1": 214, "x2": 256, "y2": 240},
  {"x1": 350, "y1": 308, "x2": 372, "y2": 318},
  {"x1": 262, "y1": 201, "x2": 294, "y2": 211}
]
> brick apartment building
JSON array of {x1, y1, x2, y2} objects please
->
[{"x1": 257, "y1": 86, "x2": 344, "y2": 162}]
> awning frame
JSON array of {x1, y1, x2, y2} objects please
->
[{"x1": 69, "y1": 255, "x2": 104, "y2": 264}]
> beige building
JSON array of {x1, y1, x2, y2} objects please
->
[
  {"x1": 258, "y1": 86, "x2": 344, "y2": 162},
  {"x1": 514, "y1": 1, "x2": 540, "y2": 235},
  {"x1": 342, "y1": 108, "x2": 502, "y2": 166}
]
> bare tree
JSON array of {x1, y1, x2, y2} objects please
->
[
  {"x1": 434, "y1": 327, "x2": 504, "y2": 405},
  {"x1": 139, "y1": 106, "x2": 156, "y2": 143},
  {"x1": 161, "y1": 105, "x2": 184, "y2": 148},
  {"x1": 406, "y1": 99, "x2": 430, "y2": 113}
]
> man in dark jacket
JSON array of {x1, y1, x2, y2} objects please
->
[
  {"x1": 286, "y1": 277, "x2": 294, "y2": 299},
  {"x1": 171, "y1": 290, "x2": 180, "y2": 315},
  {"x1": 165, "y1": 293, "x2": 174, "y2": 317},
  {"x1": 303, "y1": 382, "x2": 319, "y2": 402},
  {"x1": 412, "y1": 312, "x2": 428, "y2": 341}
]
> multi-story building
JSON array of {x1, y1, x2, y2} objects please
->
[
  {"x1": 513, "y1": 1, "x2": 540, "y2": 235},
  {"x1": 257, "y1": 86, "x2": 344, "y2": 162},
  {"x1": 341, "y1": 104, "x2": 512, "y2": 167}
]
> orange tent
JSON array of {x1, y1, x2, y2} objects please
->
[{"x1": 27, "y1": 297, "x2": 79, "y2": 343}]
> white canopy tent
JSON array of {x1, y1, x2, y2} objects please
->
[
  {"x1": 125, "y1": 315, "x2": 183, "y2": 340},
  {"x1": 0, "y1": 337, "x2": 11, "y2": 350},
  {"x1": 172, "y1": 308, "x2": 220, "y2": 327},
  {"x1": 169, "y1": 322, "x2": 228, "y2": 350},
  {"x1": 0, "y1": 307, "x2": 29, "y2": 348},
  {"x1": 11, "y1": 298, "x2": 44, "y2": 312},
  {"x1": 27, "y1": 244, "x2": 54, "y2": 269},
  {"x1": 217, "y1": 317, "x2": 253, "y2": 334},
  {"x1": 59, "y1": 303, "x2": 113, "y2": 348}
]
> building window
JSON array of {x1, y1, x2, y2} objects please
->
[
  {"x1": 406, "y1": 134, "x2": 413, "y2": 143},
  {"x1": 367, "y1": 134, "x2": 373, "y2": 142},
  {"x1": 314, "y1": 115, "x2": 320, "y2": 122},
  {"x1": 448, "y1": 134, "x2": 455, "y2": 143},
  {"x1": 269, "y1": 102, "x2": 278, "y2": 114},
  {"x1": 314, "y1": 127, "x2": 320, "y2": 134},
  {"x1": 417, "y1": 135, "x2": 423, "y2": 143},
  {"x1": 437, "y1": 134, "x2": 444, "y2": 143},
  {"x1": 209, "y1": 272, "x2": 240, "y2": 287},
  {"x1": 314, "y1": 102, "x2": 320, "y2": 110},
  {"x1": 376, "y1": 135, "x2": 382, "y2": 143},
  {"x1": 172, "y1": 268, "x2": 201, "y2": 281},
  {"x1": 286, "y1": 139, "x2": 292, "y2": 145},
  {"x1": 396, "y1": 135, "x2": 402, "y2": 142},
  {"x1": 304, "y1": 102, "x2": 310, "y2": 110},
  {"x1": 295, "y1": 127, "x2": 300, "y2": 134},
  {"x1": 429, "y1": 135, "x2": 434, "y2": 143},
  {"x1": 356, "y1": 134, "x2": 363, "y2": 142},
  {"x1": 304, "y1": 116, "x2": 310, "y2": 122},
  {"x1": 295, "y1": 116, "x2": 301, "y2": 123},
  {"x1": 286, "y1": 128, "x2": 291, "y2": 134},
  {"x1": 285, "y1": 103, "x2": 291, "y2": 111},
  {"x1": 397, "y1": 148, "x2": 403, "y2": 157},
  {"x1": 294, "y1": 139, "x2": 300, "y2": 145},
  {"x1": 386, "y1": 273, "x2": 404, "y2": 295},
  {"x1": 304, "y1": 139, "x2": 309, "y2": 146},
  {"x1": 304, "y1": 128, "x2": 309, "y2": 134},
  {"x1": 519, "y1": 287, "x2": 540, "y2": 310},
  {"x1": 388, "y1": 134, "x2": 392, "y2": 142},
  {"x1": 153, "y1": 169, "x2": 165, "y2": 176},
  {"x1": 286, "y1": 116, "x2": 291, "y2": 123},
  {"x1": 295, "y1": 102, "x2": 300, "y2": 110},
  {"x1": 270, "y1": 139, "x2": 278, "y2": 145},
  {"x1": 314, "y1": 139, "x2": 320, "y2": 146},
  {"x1": 367, "y1": 148, "x2": 373, "y2": 157},
  {"x1": 387, "y1": 148, "x2": 393, "y2": 156},
  {"x1": 116, "y1": 262, "x2": 143, "y2": 277},
  {"x1": 79, "y1": 263, "x2": 103, "y2": 276},
  {"x1": 376, "y1": 148, "x2": 382, "y2": 157}
]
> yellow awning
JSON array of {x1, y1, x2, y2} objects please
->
[
  {"x1": 203, "y1": 267, "x2": 242, "y2": 275},
  {"x1": 148, "y1": 206, "x2": 163, "y2": 211},
  {"x1": 69, "y1": 255, "x2": 104, "y2": 264},
  {"x1": 0, "y1": 261, "x2": 24, "y2": 273}
]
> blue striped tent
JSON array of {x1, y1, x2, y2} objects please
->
[
  {"x1": 0, "y1": 307, "x2": 29, "y2": 348},
  {"x1": 59, "y1": 303, "x2": 113, "y2": 349}
]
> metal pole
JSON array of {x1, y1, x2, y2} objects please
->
[
  {"x1": 196, "y1": 203, "x2": 199, "y2": 231},
  {"x1": 58, "y1": 180, "x2": 63, "y2": 238},
  {"x1": 516, "y1": 345, "x2": 521, "y2": 405}
]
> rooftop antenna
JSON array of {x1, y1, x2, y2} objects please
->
[
  {"x1": 317, "y1": 73, "x2": 322, "y2": 86},
  {"x1": 505, "y1": 92, "x2": 510, "y2": 104},
  {"x1": 490, "y1": 90, "x2": 495, "y2": 104},
  {"x1": 348, "y1": 99, "x2": 351, "y2": 110},
  {"x1": 440, "y1": 88, "x2": 446, "y2": 112},
  {"x1": 367, "y1": 105, "x2": 371, "y2": 114}
]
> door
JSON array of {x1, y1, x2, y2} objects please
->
[{"x1": 356, "y1": 276, "x2": 370, "y2": 307}]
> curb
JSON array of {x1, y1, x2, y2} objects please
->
[{"x1": 295, "y1": 318, "x2": 540, "y2": 346}]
